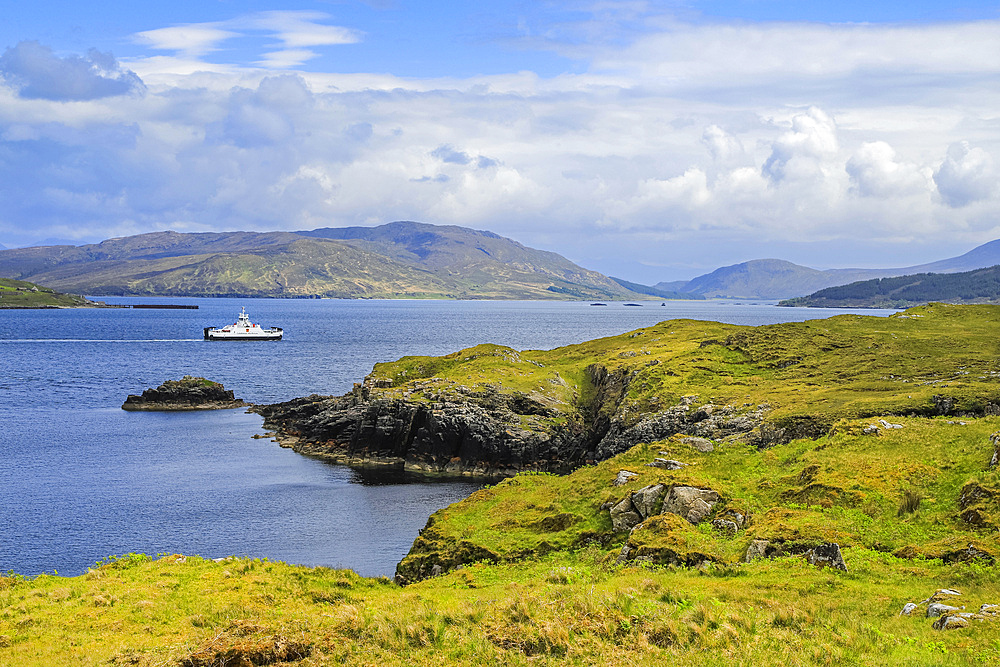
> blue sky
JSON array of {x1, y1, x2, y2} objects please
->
[{"x1": 2, "y1": 1, "x2": 1000, "y2": 281}]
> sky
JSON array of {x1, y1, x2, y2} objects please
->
[{"x1": 2, "y1": 1, "x2": 1000, "y2": 283}]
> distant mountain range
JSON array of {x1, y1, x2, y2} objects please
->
[
  {"x1": 650, "y1": 240, "x2": 1000, "y2": 299},
  {"x1": 0, "y1": 222, "x2": 687, "y2": 301}
]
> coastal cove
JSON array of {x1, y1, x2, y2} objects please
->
[{"x1": 1, "y1": 298, "x2": 896, "y2": 578}]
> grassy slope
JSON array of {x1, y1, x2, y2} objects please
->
[
  {"x1": 4, "y1": 303, "x2": 1000, "y2": 664},
  {"x1": 0, "y1": 278, "x2": 99, "y2": 308}
]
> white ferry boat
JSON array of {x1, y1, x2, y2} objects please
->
[{"x1": 204, "y1": 307, "x2": 283, "y2": 341}]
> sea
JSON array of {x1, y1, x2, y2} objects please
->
[{"x1": 0, "y1": 298, "x2": 897, "y2": 578}]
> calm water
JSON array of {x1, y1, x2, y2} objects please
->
[{"x1": 0, "y1": 298, "x2": 895, "y2": 577}]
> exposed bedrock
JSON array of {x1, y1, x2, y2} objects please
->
[
  {"x1": 122, "y1": 376, "x2": 248, "y2": 411},
  {"x1": 251, "y1": 362, "x2": 771, "y2": 478}
]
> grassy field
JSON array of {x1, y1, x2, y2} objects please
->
[
  {"x1": 0, "y1": 278, "x2": 100, "y2": 308},
  {"x1": 4, "y1": 304, "x2": 1000, "y2": 664}
]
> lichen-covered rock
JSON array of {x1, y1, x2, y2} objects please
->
[
  {"x1": 804, "y1": 543, "x2": 847, "y2": 571},
  {"x1": 745, "y1": 539, "x2": 783, "y2": 562},
  {"x1": 646, "y1": 458, "x2": 686, "y2": 470},
  {"x1": 613, "y1": 470, "x2": 639, "y2": 487},
  {"x1": 681, "y1": 436, "x2": 714, "y2": 453},
  {"x1": 660, "y1": 486, "x2": 720, "y2": 524},
  {"x1": 932, "y1": 614, "x2": 970, "y2": 630},
  {"x1": 610, "y1": 498, "x2": 644, "y2": 533},
  {"x1": 900, "y1": 603, "x2": 918, "y2": 616},
  {"x1": 711, "y1": 519, "x2": 738, "y2": 536},
  {"x1": 122, "y1": 376, "x2": 248, "y2": 411},
  {"x1": 927, "y1": 603, "x2": 963, "y2": 618},
  {"x1": 610, "y1": 484, "x2": 666, "y2": 531}
]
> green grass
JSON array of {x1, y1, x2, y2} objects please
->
[
  {"x1": 0, "y1": 279, "x2": 99, "y2": 308},
  {"x1": 3, "y1": 550, "x2": 999, "y2": 665}
]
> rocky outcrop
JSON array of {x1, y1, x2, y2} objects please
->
[
  {"x1": 122, "y1": 376, "x2": 248, "y2": 411},
  {"x1": 251, "y1": 385, "x2": 588, "y2": 477},
  {"x1": 251, "y1": 358, "x2": 775, "y2": 477}
]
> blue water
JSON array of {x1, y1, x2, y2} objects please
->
[{"x1": 0, "y1": 298, "x2": 896, "y2": 577}]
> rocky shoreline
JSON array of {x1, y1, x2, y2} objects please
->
[
  {"x1": 249, "y1": 364, "x2": 772, "y2": 478},
  {"x1": 122, "y1": 376, "x2": 249, "y2": 411}
]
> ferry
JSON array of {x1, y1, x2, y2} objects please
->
[{"x1": 204, "y1": 307, "x2": 283, "y2": 341}]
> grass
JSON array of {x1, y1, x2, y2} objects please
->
[
  {"x1": 0, "y1": 278, "x2": 99, "y2": 308},
  {"x1": 2, "y1": 551, "x2": 999, "y2": 665}
]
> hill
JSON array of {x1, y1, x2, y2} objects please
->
[
  {"x1": 0, "y1": 278, "x2": 104, "y2": 308},
  {"x1": 0, "y1": 222, "x2": 647, "y2": 301},
  {"x1": 782, "y1": 265, "x2": 1000, "y2": 308},
  {"x1": 4, "y1": 303, "x2": 1000, "y2": 665},
  {"x1": 653, "y1": 240, "x2": 1000, "y2": 300}
]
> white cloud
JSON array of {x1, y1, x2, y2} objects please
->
[
  {"x1": 846, "y1": 141, "x2": 931, "y2": 198},
  {"x1": 5, "y1": 13, "x2": 1000, "y2": 280},
  {"x1": 133, "y1": 25, "x2": 236, "y2": 58},
  {"x1": 132, "y1": 11, "x2": 360, "y2": 69},
  {"x1": 934, "y1": 141, "x2": 998, "y2": 208}
]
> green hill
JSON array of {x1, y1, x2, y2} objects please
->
[
  {"x1": 0, "y1": 222, "x2": 648, "y2": 300},
  {"x1": 0, "y1": 278, "x2": 103, "y2": 308},
  {"x1": 782, "y1": 265, "x2": 1000, "y2": 308}
]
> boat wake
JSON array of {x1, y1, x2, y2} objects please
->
[{"x1": 0, "y1": 339, "x2": 206, "y2": 343}]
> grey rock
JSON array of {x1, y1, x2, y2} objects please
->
[
  {"x1": 613, "y1": 470, "x2": 639, "y2": 487},
  {"x1": 430, "y1": 564, "x2": 443, "y2": 577},
  {"x1": 927, "y1": 603, "x2": 962, "y2": 618},
  {"x1": 720, "y1": 509, "x2": 746, "y2": 528},
  {"x1": 610, "y1": 497, "x2": 643, "y2": 532},
  {"x1": 744, "y1": 539, "x2": 783, "y2": 562},
  {"x1": 863, "y1": 424, "x2": 880, "y2": 435},
  {"x1": 900, "y1": 602, "x2": 918, "y2": 616},
  {"x1": 631, "y1": 484, "x2": 666, "y2": 519},
  {"x1": 661, "y1": 486, "x2": 720, "y2": 524},
  {"x1": 804, "y1": 543, "x2": 847, "y2": 571},
  {"x1": 932, "y1": 614, "x2": 969, "y2": 630},
  {"x1": 879, "y1": 419, "x2": 903, "y2": 429},
  {"x1": 980, "y1": 603, "x2": 999, "y2": 615},
  {"x1": 711, "y1": 519, "x2": 738, "y2": 536},
  {"x1": 647, "y1": 458, "x2": 686, "y2": 470},
  {"x1": 681, "y1": 436, "x2": 714, "y2": 453}
]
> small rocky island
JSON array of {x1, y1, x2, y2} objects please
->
[{"x1": 122, "y1": 376, "x2": 249, "y2": 411}]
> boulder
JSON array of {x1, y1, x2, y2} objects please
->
[
  {"x1": 647, "y1": 458, "x2": 686, "y2": 470},
  {"x1": 610, "y1": 484, "x2": 666, "y2": 531},
  {"x1": 610, "y1": 497, "x2": 643, "y2": 532},
  {"x1": 711, "y1": 519, "x2": 738, "y2": 536},
  {"x1": 631, "y1": 484, "x2": 666, "y2": 519},
  {"x1": 927, "y1": 603, "x2": 962, "y2": 618},
  {"x1": 661, "y1": 486, "x2": 720, "y2": 524},
  {"x1": 900, "y1": 603, "x2": 918, "y2": 616},
  {"x1": 932, "y1": 614, "x2": 969, "y2": 630},
  {"x1": 804, "y1": 543, "x2": 848, "y2": 571},
  {"x1": 980, "y1": 603, "x2": 999, "y2": 616},
  {"x1": 613, "y1": 470, "x2": 639, "y2": 487},
  {"x1": 744, "y1": 539, "x2": 783, "y2": 562},
  {"x1": 681, "y1": 436, "x2": 714, "y2": 453}
]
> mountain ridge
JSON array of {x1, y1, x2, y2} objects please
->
[
  {"x1": 0, "y1": 222, "x2": 650, "y2": 301},
  {"x1": 653, "y1": 240, "x2": 1000, "y2": 299}
]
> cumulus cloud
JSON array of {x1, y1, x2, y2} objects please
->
[
  {"x1": 761, "y1": 107, "x2": 838, "y2": 183},
  {"x1": 0, "y1": 41, "x2": 143, "y2": 100},
  {"x1": 934, "y1": 141, "x2": 998, "y2": 208},
  {"x1": 846, "y1": 141, "x2": 931, "y2": 198}
]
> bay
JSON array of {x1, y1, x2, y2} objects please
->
[{"x1": 0, "y1": 298, "x2": 895, "y2": 577}]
